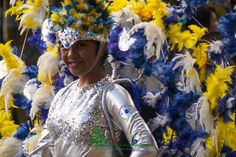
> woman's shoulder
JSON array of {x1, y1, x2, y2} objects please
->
[
  {"x1": 106, "y1": 79, "x2": 133, "y2": 102},
  {"x1": 54, "y1": 79, "x2": 78, "y2": 99},
  {"x1": 108, "y1": 78, "x2": 133, "y2": 94}
]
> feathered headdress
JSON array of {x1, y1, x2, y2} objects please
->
[{"x1": 50, "y1": 0, "x2": 113, "y2": 48}]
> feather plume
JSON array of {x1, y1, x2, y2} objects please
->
[
  {"x1": 142, "y1": 88, "x2": 167, "y2": 108},
  {"x1": 10, "y1": 0, "x2": 17, "y2": 5},
  {"x1": 142, "y1": 92, "x2": 162, "y2": 108},
  {"x1": 172, "y1": 51, "x2": 202, "y2": 93},
  {"x1": 130, "y1": 22, "x2": 165, "y2": 62},
  {"x1": 188, "y1": 25, "x2": 207, "y2": 42},
  {"x1": 0, "y1": 69, "x2": 29, "y2": 112},
  {"x1": 146, "y1": 0, "x2": 169, "y2": 29},
  {"x1": 147, "y1": 114, "x2": 168, "y2": 132},
  {"x1": 208, "y1": 40, "x2": 223, "y2": 54},
  {"x1": 0, "y1": 60, "x2": 8, "y2": 79},
  {"x1": 17, "y1": 0, "x2": 49, "y2": 34},
  {"x1": 0, "y1": 110, "x2": 18, "y2": 137},
  {"x1": 23, "y1": 78, "x2": 40, "y2": 100},
  {"x1": 208, "y1": 40, "x2": 229, "y2": 67},
  {"x1": 204, "y1": 66, "x2": 234, "y2": 111},
  {"x1": 112, "y1": 6, "x2": 141, "y2": 27},
  {"x1": 108, "y1": 0, "x2": 130, "y2": 13},
  {"x1": 191, "y1": 138, "x2": 210, "y2": 157},
  {"x1": 30, "y1": 84, "x2": 54, "y2": 120},
  {"x1": 197, "y1": 96, "x2": 213, "y2": 134},
  {"x1": 0, "y1": 41, "x2": 24, "y2": 70},
  {"x1": 0, "y1": 137, "x2": 23, "y2": 157},
  {"x1": 37, "y1": 46, "x2": 59, "y2": 86},
  {"x1": 5, "y1": 1, "x2": 24, "y2": 20}
]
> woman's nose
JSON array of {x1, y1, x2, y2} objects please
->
[{"x1": 67, "y1": 47, "x2": 78, "y2": 58}]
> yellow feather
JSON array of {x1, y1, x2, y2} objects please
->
[
  {"x1": 163, "y1": 127, "x2": 176, "y2": 144},
  {"x1": 192, "y1": 42, "x2": 209, "y2": 69},
  {"x1": 188, "y1": 25, "x2": 207, "y2": 41},
  {"x1": 206, "y1": 119, "x2": 236, "y2": 156},
  {"x1": 204, "y1": 66, "x2": 234, "y2": 111},
  {"x1": 5, "y1": 1, "x2": 24, "y2": 19},
  {"x1": 167, "y1": 23, "x2": 207, "y2": 51},
  {"x1": 0, "y1": 110, "x2": 18, "y2": 138},
  {"x1": 0, "y1": 41, "x2": 24, "y2": 70},
  {"x1": 108, "y1": 0, "x2": 130, "y2": 12},
  {"x1": 147, "y1": 0, "x2": 169, "y2": 30}
]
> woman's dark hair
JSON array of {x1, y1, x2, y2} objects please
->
[{"x1": 195, "y1": 5, "x2": 217, "y2": 28}]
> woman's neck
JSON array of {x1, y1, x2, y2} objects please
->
[{"x1": 78, "y1": 67, "x2": 106, "y2": 88}]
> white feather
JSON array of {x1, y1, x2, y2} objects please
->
[
  {"x1": 0, "y1": 60, "x2": 8, "y2": 79},
  {"x1": 191, "y1": 138, "x2": 210, "y2": 157},
  {"x1": 197, "y1": 96, "x2": 214, "y2": 134},
  {"x1": 130, "y1": 22, "x2": 165, "y2": 62},
  {"x1": 41, "y1": 19, "x2": 55, "y2": 46},
  {"x1": 10, "y1": 0, "x2": 17, "y2": 5},
  {"x1": 172, "y1": 51, "x2": 195, "y2": 73},
  {"x1": 112, "y1": 6, "x2": 141, "y2": 27},
  {"x1": 118, "y1": 27, "x2": 136, "y2": 51},
  {"x1": 0, "y1": 68, "x2": 29, "y2": 112},
  {"x1": 142, "y1": 92, "x2": 162, "y2": 108},
  {"x1": 142, "y1": 87, "x2": 168, "y2": 108},
  {"x1": 177, "y1": 68, "x2": 202, "y2": 93},
  {"x1": 208, "y1": 40, "x2": 223, "y2": 54},
  {"x1": 37, "y1": 52, "x2": 59, "y2": 84},
  {"x1": 173, "y1": 51, "x2": 202, "y2": 93},
  {"x1": 147, "y1": 114, "x2": 168, "y2": 132},
  {"x1": 30, "y1": 84, "x2": 54, "y2": 120},
  {"x1": 208, "y1": 40, "x2": 228, "y2": 67},
  {"x1": 17, "y1": 0, "x2": 49, "y2": 35},
  {"x1": 0, "y1": 137, "x2": 23, "y2": 157},
  {"x1": 23, "y1": 78, "x2": 39, "y2": 100}
]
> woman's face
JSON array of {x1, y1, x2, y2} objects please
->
[
  {"x1": 209, "y1": 12, "x2": 218, "y2": 32},
  {"x1": 60, "y1": 40, "x2": 99, "y2": 76}
]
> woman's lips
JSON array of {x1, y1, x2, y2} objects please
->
[{"x1": 68, "y1": 61, "x2": 83, "y2": 69}]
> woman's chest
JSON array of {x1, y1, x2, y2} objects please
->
[{"x1": 46, "y1": 89, "x2": 111, "y2": 145}]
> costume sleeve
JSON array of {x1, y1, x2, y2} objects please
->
[{"x1": 106, "y1": 84, "x2": 158, "y2": 157}]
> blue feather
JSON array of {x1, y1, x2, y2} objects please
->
[
  {"x1": 27, "y1": 29, "x2": 47, "y2": 53},
  {"x1": 39, "y1": 106, "x2": 49, "y2": 125},
  {"x1": 22, "y1": 65, "x2": 38, "y2": 79},
  {"x1": 13, "y1": 122, "x2": 30, "y2": 140},
  {"x1": 221, "y1": 145, "x2": 236, "y2": 157},
  {"x1": 129, "y1": 29, "x2": 147, "y2": 69},
  {"x1": 13, "y1": 94, "x2": 32, "y2": 111},
  {"x1": 217, "y1": 13, "x2": 236, "y2": 60},
  {"x1": 107, "y1": 26, "x2": 129, "y2": 61}
]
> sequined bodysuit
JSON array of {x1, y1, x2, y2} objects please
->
[{"x1": 29, "y1": 77, "x2": 158, "y2": 157}]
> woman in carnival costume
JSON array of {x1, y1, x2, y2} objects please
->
[
  {"x1": 1, "y1": 0, "x2": 236, "y2": 157},
  {"x1": 27, "y1": 0, "x2": 158, "y2": 156}
]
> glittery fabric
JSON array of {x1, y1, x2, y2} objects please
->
[
  {"x1": 29, "y1": 77, "x2": 158, "y2": 157},
  {"x1": 58, "y1": 27, "x2": 107, "y2": 48}
]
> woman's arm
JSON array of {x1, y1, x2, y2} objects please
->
[{"x1": 106, "y1": 84, "x2": 158, "y2": 157}]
